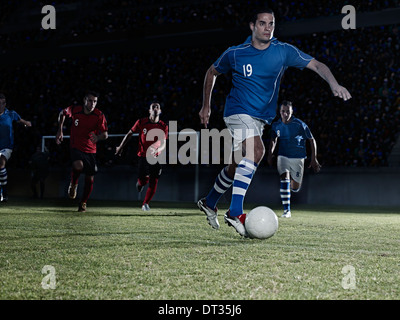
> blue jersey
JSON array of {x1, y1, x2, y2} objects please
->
[
  {"x1": 214, "y1": 38, "x2": 313, "y2": 123},
  {"x1": 0, "y1": 109, "x2": 21, "y2": 150},
  {"x1": 271, "y1": 117, "x2": 313, "y2": 159}
]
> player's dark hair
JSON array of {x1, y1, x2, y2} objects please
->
[
  {"x1": 250, "y1": 8, "x2": 274, "y2": 24},
  {"x1": 0, "y1": 93, "x2": 6, "y2": 100},
  {"x1": 149, "y1": 99, "x2": 163, "y2": 109},
  {"x1": 281, "y1": 100, "x2": 293, "y2": 108},
  {"x1": 85, "y1": 90, "x2": 99, "y2": 98}
]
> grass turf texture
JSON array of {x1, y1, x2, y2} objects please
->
[{"x1": 0, "y1": 198, "x2": 399, "y2": 300}]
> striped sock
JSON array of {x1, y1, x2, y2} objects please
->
[
  {"x1": 206, "y1": 167, "x2": 233, "y2": 210},
  {"x1": 229, "y1": 158, "x2": 258, "y2": 217},
  {"x1": 0, "y1": 168, "x2": 8, "y2": 198},
  {"x1": 280, "y1": 179, "x2": 291, "y2": 212}
]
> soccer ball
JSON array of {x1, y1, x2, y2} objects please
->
[{"x1": 245, "y1": 206, "x2": 278, "y2": 239}]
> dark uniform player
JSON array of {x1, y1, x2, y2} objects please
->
[
  {"x1": 116, "y1": 102, "x2": 168, "y2": 211},
  {"x1": 56, "y1": 91, "x2": 108, "y2": 212}
]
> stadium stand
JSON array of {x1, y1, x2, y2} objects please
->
[{"x1": 0, "y1": 1, "x2": 399, "y2": 170}]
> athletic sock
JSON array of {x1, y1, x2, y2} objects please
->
[
  {"x1": 229, "y1": 158, "x2": 257, "y2": 217},
  {"x1": 81, "y1": 176, "x2": 94, "y2": 203},
  {"x1": 71, "y1": 169, "x2": 81, "y2": 185},
  {"x1": 206, "y1": 166, "x2": 233, "y2": 210},
  {"x1": 0, "y1": 168, "x2": 8, "y2": 198},
  {"x1": 143, "y1": 178, "x2": 158, "y2": 205},
  {"x1": 280, "y1": 179, "x2": 291, "y2": 212},
  {"x1": 138, "y1": 176, "x2": 149, "y2": 187}
]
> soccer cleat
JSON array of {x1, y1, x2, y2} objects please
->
[
  {"x1": 136, "y1": 181, "x2": 144, "y2": 193},
  {"x1": 281, "y1": 210, "x2": 291, "y2": 218},
  {"x1": 1, "y1": 196, "x2": 8, "y2": 203},
  {"x1": 224, "y1": 210, "x2": 248, "y2": 237},
  {"x1": 68, "y1": 183, "x2": 78, "y2": 199},
  {"x1": 78, "y1": 202, "x2": 87, "y2": 212},
  {"x1": 197, "y1": 198, "x2": 220, "y2": 230},
  {"x1": 142, "y1": 203, "x2": 150, "y2": 211}
]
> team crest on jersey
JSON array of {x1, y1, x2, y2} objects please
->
[{"x1": 295, "y1": 135, "x2": 304, "y2": 145}]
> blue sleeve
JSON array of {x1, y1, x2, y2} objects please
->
[
  {"x1": 284, "y1": 43, "x2": 314, "y2": 70},
  {"x1": 213, "y1": 48, "x2": 232, "y2": 74},
  {"x1": 302, "y1": 122, "x2": 314, "y2": 139},
  {"x1": 11, "y1": 111, "x2": 21, "y2": 122}
]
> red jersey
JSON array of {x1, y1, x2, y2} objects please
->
[
  {"x1": 63, "y1": 105, "x2": 108, "y2": 153},
  {"x1": 131, "y1": 118, "x2": 168, "y2": 157}
]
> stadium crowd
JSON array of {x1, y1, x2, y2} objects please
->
[
  {"x1": 1, "y1": 0, "x2": 399, "y2": 51},
  {"x1": 0, "y1": 1, "x2": 399, "y2": 169}
]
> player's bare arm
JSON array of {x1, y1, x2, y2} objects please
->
[
  {"x1": 267, "y1": 137, "x2": 278, "y2": 166},
  {"x1": 18, "y1": 119, "x2": 32, "y2": 127},
  {"x1": 308, "y1": 138, "x2": 321, "y2": 173},
  {"x1": 90, "y1": 131, "x2": 108, "y2": 144},
  {"x1": 306, "y1": 59, "x2": 352, "y2": 101},
  {"x1": 56, "y1": 110, "x2": 66, "y2": 145},
  {"x1": 115, "y1": 130, "x2": 133, "y2": 156},
  {"x1": 199, "y1": 65, "x2": 220, "y2": 128}
]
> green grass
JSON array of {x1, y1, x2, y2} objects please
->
[{"x1": 0, "y1": 198, "x2": 399, "y2": 300}]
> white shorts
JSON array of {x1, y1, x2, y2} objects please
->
[
  {"x1": 0, "y1": 149, "x2": 12, "y2": 161},
  {"x1": 224, "y1": 114, "x2": 266, "y2": 151},
  {"x1": 277, "y1": 156, "x2": 304, "y2": 184}
]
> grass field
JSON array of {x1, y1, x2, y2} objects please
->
[{"x1": 0, "y1": 198, "x2": 399, "y2": 301}]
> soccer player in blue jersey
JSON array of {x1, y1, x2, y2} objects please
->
[
  {"x1": 198, "y1": 8, "x2": 351, "y2": 237},
  {"x1": 268, "y1": 101, "x2": 321, "y2": 218},
  {"x1": 0, "y1": 93, "x2": 32, "y2": 202}
]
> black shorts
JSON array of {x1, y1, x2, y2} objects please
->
[
  {"x1": 71, "y1": 148, "x2": 98, "y2": 176},
  {"x1": 138, "y1": 156, "x2": 162, "y2": 179}
]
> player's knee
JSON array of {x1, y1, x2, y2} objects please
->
[
  {"x1": 72, "y1": 160, "x2": 84, "y2": 171},
  {"x1": 0, "y1": 156, "x2": 6, "y2": 168},
  {"x1": 291, "y1": 181, "x2": 301, "y2": 192}
]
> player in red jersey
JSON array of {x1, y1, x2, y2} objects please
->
[
  {"x1": 115, "y1": 101, "x2": 168, "y2": 211},
  {"x1": 56, "y1": 91, "x2": 108, "y2": 212}
]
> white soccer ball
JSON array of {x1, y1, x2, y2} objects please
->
[{"x1": 245, "y1": 206, "x2": 278, "y2": 239}]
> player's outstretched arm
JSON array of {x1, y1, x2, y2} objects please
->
[
  {"x1": 306, "y1": 59, "x2": 352, "y2": 101},
  {"x1": 18, "y1": 119, "x2": 32, "y2": 127},
  {"x1": 115, "y1": 130, "x2": 133, "y2": 156}
]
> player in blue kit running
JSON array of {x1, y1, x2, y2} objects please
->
[
  {"x1": 268, "y1": 101, "x2": 321, "y2": 218},
  {"x1": 0, "y1": 93, "x2": 32, "y2": 202},
  {"x1": 198, "y1": 8, "x2": 351, "y2": 237}
]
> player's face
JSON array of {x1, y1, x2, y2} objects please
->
[
  {"x1": 149, "y1": 103, "x2": 161, "y2": 117},
  {"x1": 84, "y1": 95, "x2": 98, "y2": 113},
  {"x1": 251, "y1": 13, "x2": 275, "y2": 43},
  {"x1": 280, "y1": 105, "x2": 293, "y2": 124}
]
